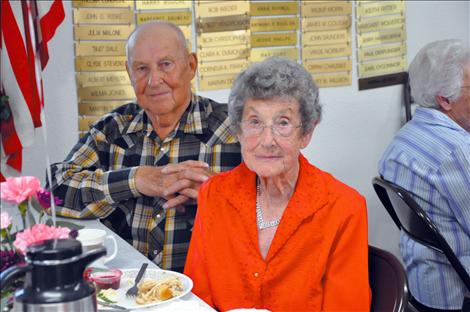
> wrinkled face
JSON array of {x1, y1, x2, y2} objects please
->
[
  {"x1": 126, "y1": 26, "x2": 196, "y2": 119},
  {"x1": 451, "y1": 63, "x2": 470, "y2": 132},
  {"x1": 237, "y1": 98, "x2": 313, "y2": 179}
]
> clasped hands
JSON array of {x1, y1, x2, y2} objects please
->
[{"x1": 135, "y1": 160, "x2": 214, "y2": 210}]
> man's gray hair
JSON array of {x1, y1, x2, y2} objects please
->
[
  {"x1": 409, "y1": 39, "x2": 470, "y2": 108},
  {"x1": 125, "y1": 20, "x2": 188, "y2": 64},
  {"x1": 228, "y1": 57, "x2": 321, "y2": 135}
]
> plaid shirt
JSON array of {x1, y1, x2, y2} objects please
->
[{"x1": 50, "y1": 95, "x2": 241, "y2": 272}]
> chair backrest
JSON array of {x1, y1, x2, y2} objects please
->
[
  {"x1": 369, "y1": 245, "x2": 409, "y2": 312},
  {"x1": 372, "y1": 176, "x2": 470, "y2": 291}
]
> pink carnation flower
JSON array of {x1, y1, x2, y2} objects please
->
[
  {"x1": 14, "y1": 224, "x2": 71, "y2": 255},
  {"x1": 0, "y1": 176, "x2": 41, "y2": 204},
  {"x1": 0, "y1": 212, "x2": 12, "y2": 229}
]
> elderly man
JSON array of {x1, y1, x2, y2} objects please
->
[
  {"x1": 379, "y1": 39, "x2": 470, "y2": 311},
  {"x1": 49, "y1": 21, "x2": 241, "y2": 272}
]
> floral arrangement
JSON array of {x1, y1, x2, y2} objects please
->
[{"x1": 0, "y1": 176, "x2": 78, "y2": 272}]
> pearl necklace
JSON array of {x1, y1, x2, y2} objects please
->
[{"x1": 256, "y1": 179, "x2": 280, "y2": 230}]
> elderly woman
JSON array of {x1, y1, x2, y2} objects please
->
[{"x1": 184, "y1": 57, "x2": 370, "y2": 311}]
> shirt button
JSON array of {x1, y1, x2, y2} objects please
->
[
  {"x1": 253, "y1": 272, "x2": 259, "y2": 278},
  {"x1": 156, "y1": 214, "x2": 161, "y2": 218},
  {"x1": 160, "y1": 147, "x2": 165, "y2": 152}
]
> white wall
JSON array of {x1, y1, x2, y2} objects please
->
[{"x1": 20, "y1": 1, "x2": 470, "y2": 258}]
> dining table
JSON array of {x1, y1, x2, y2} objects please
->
[{"x1": 2, "y1": 205, "x2": 215, "y2": 312}]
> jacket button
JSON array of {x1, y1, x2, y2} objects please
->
[{"x1": 253, "y1": 272, "x2": 259, "y2": 278}]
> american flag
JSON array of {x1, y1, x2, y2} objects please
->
[{"x1": 0, "y1": 0, "x2": 65, "y2": 181}]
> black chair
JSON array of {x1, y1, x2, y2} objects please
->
[
  {"x1": 369, "y1": 245, "x2": 409, "y2": 312},
  {"x1": 372, "y1": 177, "x2": 470, "y2": 306}
]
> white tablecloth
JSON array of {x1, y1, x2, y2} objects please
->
[{"x1": 2, "y1": 205, "x2": 214, "y2": 312}]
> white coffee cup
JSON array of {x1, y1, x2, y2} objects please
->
[{"x1": 77, "y1": 229, "x2": 118, "y2": 268}]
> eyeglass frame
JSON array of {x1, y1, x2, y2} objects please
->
[{"x1": 239, "y1": 119, "x2": 303, "y2": 137}]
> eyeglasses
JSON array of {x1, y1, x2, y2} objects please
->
[{"x1": 240, "y1": 118, "x2": 302, "y2": 137}]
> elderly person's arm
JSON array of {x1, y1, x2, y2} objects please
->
[
  {"x1": 435, "y1": 146, "x2": 470, "y2": 235},
  {"x1": 322, "y1": 193, "x2": 370, "y2": 310},
  {"x1": 50, "y1": 127, "x2": 210, "y2": 219},
  {"x1": 183, "y1": 181, "x2": 215, "y2": 307}
]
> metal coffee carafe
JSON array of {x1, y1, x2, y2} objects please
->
[{"x1": 0, "y1": 238, "x2": 106, "y2": 311}]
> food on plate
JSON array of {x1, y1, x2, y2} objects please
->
[
  {"x1": 97, "y1": 288, "x2": 118, "y2": 303},
  {"x1": 135, "y1": 276, "x2": 184, "y2": 304},
  {"x1": 90, "y1": 269, "x2": 123, "y2": 290}
]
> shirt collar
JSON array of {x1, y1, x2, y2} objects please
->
[
  {"x1": 414, "y1": 107, "x2": 465, "y2": 132},
  {"x1": 124, "y1": 94, "x2": 208, "y2": 137}
]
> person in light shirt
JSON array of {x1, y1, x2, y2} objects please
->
[
  {"x1": 379, "y1": 39, "x2": 470, "y2": 311},
  {"x1": 185, "y1": 57, "x2": 370, "y2": 311}
]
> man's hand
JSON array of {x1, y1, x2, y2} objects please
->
[
  {"x1": 134, "y1": 160, "x2": 213, "y2": 209},
  {"x1": 160, "y1": 161, "x2": 216, "y2": 209}
]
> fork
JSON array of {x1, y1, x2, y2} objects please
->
[{"x1": 125, "y1": 262, "x2": 148, "y2": 298}]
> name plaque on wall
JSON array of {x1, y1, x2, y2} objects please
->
[
  {"x1": 73, "y1": 8, "x2": 134, "y2": 24},
  {"x1": 356, "y1": 1, "x2": 404, "y2": 18},
  {"x1": 76, "y1": 71, "x2": 130, "y2": 88},
  {"x1": 75, "y1": 56, "x2": 127, "y2": 71},
  {"x1": 301, "y1": 1, "x2": 352, "y2": 18},
  {"x1": 198, "y1": 74, "x2": 237, "y2": 91},
  {"x1": 137, "y1": 11, "x2": 192, "y2": 25},
  {"x1": 250, "y1": 17, "x2": 298, "y2": 32},
  {"x1": 78, "y1": 85, "x2": 135, "y2": 101},
  {"x1": 75, "y1": 42, "x2": 126, "y2": 56},
  {"x1": 250, "y1": 2, "x2": 298, "y2": 16},
  {"x1": 197, "y1": 15, "x2": 250, "y2": 33},
  {"x1": 196, "y1": 1, "x2": 249, "y2": 18},
  {"x1": 313, "y1": 72, "x2": 352, "y2": 87},
  {"x1": 356, "y1": 15, "x2": 405, "y2": 33},
  {"x1": 79, "y1": 116, "x2": 100, "y2": 131},
  {"x1": 198, "y1": 59, "x2": 248, "y2": 76},
  {"x1": 198, "y1": 44, "x2": 250, "y2": 62},
  {"x1": 251, "y1": 32, "x2": 297, "y2": 48},
  {"x1": 357, "y1": 28, "x2": 406, "y2": 48},
  {"x1": 79, "y1": 101, "x2": 127, "y2": 115},
  {"x1": 304, "y1": 59, "x2": 352, "y2": 74},
  {"x1": 74, "y1": 25, "x2": 134, "y2": 40},
  {"x1": 302, "y1": 15, "x2": 351, "y2": 32},
  {"x1": 197, "y1": 30, "x2": 250, "y2": 48},
  {"x1": 358, "y1": 57, "x2": 406, "y2": 77},
  {"x1": 302, "y1": 43, "x2": 351, "y2": 60},
  {"x1": 72, "y1": 0, "x2": 133, "y2": 8},
  {"x1": 357, "y1": 43, "x2": 405, "y2": 62},
  {"x1": 250, "y1": 47, "x2": 298, "y2": 62},
  {"x1": 302, "y1": 29, "x2": 350, "y2": 47},
  {"x1": 136, "y1": 0, "x2": 191, "y2": 10}
]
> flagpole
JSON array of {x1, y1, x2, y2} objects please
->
[{"x1": 30, "y1": 0, "x2": 57, "y2": 226}]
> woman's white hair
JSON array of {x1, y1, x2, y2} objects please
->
[{"x1": 409, "y1": 39, "x2": 470, "y2": 108}]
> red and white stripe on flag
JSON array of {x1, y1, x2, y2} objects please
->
[{"x1": 0, "y1": 0, "x2": 64, "y2": 181}]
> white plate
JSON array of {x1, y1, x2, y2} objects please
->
[{"x1": 98, "y1": 268, "x2": 193, "y2": 310}]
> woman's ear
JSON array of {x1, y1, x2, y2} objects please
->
[{"x1": 300, "y1": 127, "x2": 314, "y2": 149}]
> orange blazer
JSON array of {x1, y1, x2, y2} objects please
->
[{"x1": 185, "y1": 154, "x2": 370, "y2": 311}]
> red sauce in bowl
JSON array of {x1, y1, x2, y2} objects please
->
[{"x1": 90, "y1": 269, "x2": 122, "y2": 289}]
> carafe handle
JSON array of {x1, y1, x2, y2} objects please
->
[{"x1": 0, "y1": 263, "x2": 32, "y2": 290}]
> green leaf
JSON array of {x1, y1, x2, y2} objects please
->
[{"x1": 45, "y1": 219, "x2": 85, "y2": 230}]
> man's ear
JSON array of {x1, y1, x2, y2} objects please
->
[
  {"x1": 435, "y1": 95, "x2": 452, "y2": 112},
  {"x1": 188, "y1": 53, "x2": 198, "y2": 78},
  {"x1": 125, "y1": 61, "x2": 134, "y2": 86}
]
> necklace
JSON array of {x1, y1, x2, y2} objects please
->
[{"x1": 256, "y1": 179, "x2": 281, "y2": 230}]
